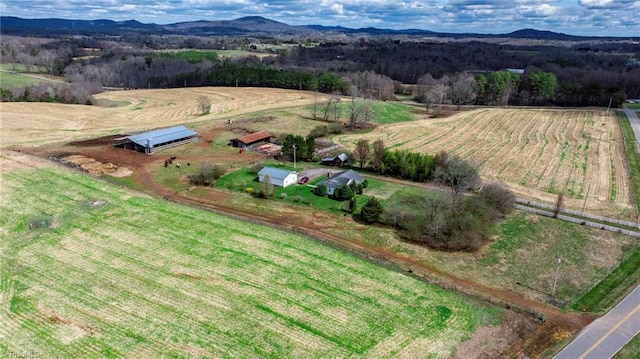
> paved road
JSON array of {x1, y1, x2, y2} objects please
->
[
  {"x1": 623, "y1": 108, "x2": 640, "y2": 147},
  {"x1": 554, "y1": 285, "x2": 640, "y2": 359}
]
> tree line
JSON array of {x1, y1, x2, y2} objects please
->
[
  {"x1": 1, "y1": 35, "x2": 638, "y2": 107},
  {"x1": 335, "y1": 138, "x2": 517, "y2": 251}
]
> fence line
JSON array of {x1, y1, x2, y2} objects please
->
[
  {"x1": 314, "y1": 144, "x2": 340, "y2": 155},
  {"x1": 515, "y1": 198, "x2": 640, "y2": 229},
  {"x1": 514, "y1": 204, "x2": 640, "y2": 238}
]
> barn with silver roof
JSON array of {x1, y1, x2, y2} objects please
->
[{"x1": 113, "y1": 125, "x2": 198, "y2": 154}]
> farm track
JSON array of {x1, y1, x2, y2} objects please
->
[{"x1": 132, "y1": 161, "x2": 597, "y2": 335}]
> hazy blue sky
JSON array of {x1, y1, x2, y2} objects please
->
[{"x1": 2, "y1": 1, "x2": 639, "y2": 36}]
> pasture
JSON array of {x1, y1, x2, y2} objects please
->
[
  {"x1": 0, "y1": 71, "x2": 44, "y2": 88},
  {"x1": 0, "y1": 62, "x2": 66, "y2": 88},
  {"x1": 0, "y1": 151, "x2": 499, "y2": 358},
  {"x1": 334, "y1": 108, "x2": 634, "y2": 219}
]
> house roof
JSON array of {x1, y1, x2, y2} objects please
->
[
  {"x1": 116, "y1": 125, "x2": 197, "y2": 147},
  {"x1": 258, "y1": 167, "x2": 295, "y2": 181},
  {"x1": 317, "y1": 169, "x2": 364, "y2": 188},
  {"x1": 235, "y1": 131, "x2": 271, "y2": 145},
  {"x1": 321, "y1": 152, "x2": 348, "y2": 162}
]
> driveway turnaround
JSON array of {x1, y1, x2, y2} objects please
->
[{"x1": 554, "y1": 285, "x2": 640, "y2": 359}]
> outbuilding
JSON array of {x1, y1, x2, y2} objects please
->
[
  {"x1": 258, "y1": 167, "x2": 297, "y2": 188},
  {"x1": 113, "y1": 125, "x2": 198, "y2": 154},
  {"x1": 230, "y1": 131, "x2": 272, "y2": 148},
  {"x1": 320, "y1": 152, "x2": 349, "y2": 167}
]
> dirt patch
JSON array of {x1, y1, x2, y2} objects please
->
[
  {"x1": 455, "y1": 310, "x2": 539, "y2": 359},
  {"x1": 61, "y1": 154, "x2": 132, "y2": 177},
  {"x1": 67, "y1": 134, "x2": 123, "y2": 147}
]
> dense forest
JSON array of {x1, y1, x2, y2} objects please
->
[{"x1": 1, "y1": 33, "x2": 639, "y2": 108}]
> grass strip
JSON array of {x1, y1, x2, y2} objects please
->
[
  {"x1": 571, "y1": 245, "x2": 640, "y2": 313},
  {"x1": 617, "y1": 111, "x2": 640, "y2": 211}
]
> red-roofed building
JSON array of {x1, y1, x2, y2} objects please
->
[{"x1": 229, "y1": 131, "x2": 272, "y2": 148}]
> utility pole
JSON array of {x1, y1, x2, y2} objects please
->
[
  {"x1": 551, "y1": 256, "x2": 562, "y2": 298},
  {"x1": 292, "y1": 143, "x2": 297, "y2": 170}
]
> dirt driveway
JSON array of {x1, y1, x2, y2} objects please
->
[{"x1": 297, "y1": 167, "x2": 341, "y2": 182}]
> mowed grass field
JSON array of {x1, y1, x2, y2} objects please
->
[
  {"x1": 334, "y1": 108, "x2": 634, "y2": 218},
  {"x1": 0, "y1": 63, "x2": 66, "y2": 88},
  {"x1": 0, "y1": 151, "x2": 497, "y2": 358}
]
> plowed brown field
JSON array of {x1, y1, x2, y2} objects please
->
[{"x1": 334, "y1": 108, "x2": 634, "y2": 218}]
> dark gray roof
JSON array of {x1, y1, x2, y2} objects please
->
[
  {"x1": 321, "y1": 152, "x2": 348, "y2": 162},
  {"x1": 317, "y1": 169, "x2": 364, "y2": 188},
  {"x1": 123, "y1": 125, "x2": 197, "y2": 147},
  {"x1": 258, "y1": 167, "x2": 295, "y2": 181}
]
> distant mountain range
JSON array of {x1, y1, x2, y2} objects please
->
[{"x1": 0, "y1": 15, "x2": 633, "y2": 40}]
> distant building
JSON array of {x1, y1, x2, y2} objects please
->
[
  {"x1": 257, "y1": 167, "x2": 297, "y2": 188},
  {"x1": 506, "y1": 68, "x2": 525, "y2": 75},
  {"x1": 113, "y1": 125, "x2": 198, "y2": 154},
  {"x1": 316, "y1": 169, "x2": 364, "y2": 196},
  {"x1": 229, "y1": 131, "x2": 271, "y2": 148}
]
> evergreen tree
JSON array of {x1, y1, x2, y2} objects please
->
[{"x1": 360, "y1": 197, "x2": 383, "y2": 224}]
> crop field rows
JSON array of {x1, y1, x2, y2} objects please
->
[
  {"x1": 0, "y1": 87, "x2": 321, "y2": 147},
  {"x1": 337, "y1": 108, "x2": 633, "y2": 217},
  {"x1": 1, "y1": 151, "x2": 494, "y2": 358}
]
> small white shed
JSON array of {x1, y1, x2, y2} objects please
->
[{"x1": 258, "y1": 167, "x2": 297, "y2": 188}]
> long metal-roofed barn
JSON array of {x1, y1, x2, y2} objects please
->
[{"x1": 113, "y1": 125, "x2": 198, "y2": 154}]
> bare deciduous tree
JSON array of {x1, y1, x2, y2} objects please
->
[
  {"x1": 449, "y1": 73, "x2": 477, "y2": 110},
  {"x1": 322, "y1": 94, "x2": 341, "y2": 122},
  {"x1": 478, "y1": 182, "x2": 516, "y2": 217},
  {"x1": 435, "y1": 153, "x2": 480, "y2": 210},
  {"x1": 260, "y1": 174, "x2": 274, "y2": 198},
  {"x1": 348, "y1": 97, "x2": 363, "y2": 129},
  {"x1": 312, "y1": 91, "x2": 320, "y2": 120},
  {"x1": 371, "y1": 139, "x2": 385, "y2": 173},
  {"x1": 353, "y1": 139, "x2": 371, "y2": 169}
]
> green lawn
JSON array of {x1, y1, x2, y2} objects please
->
[
  {"x1": 323, "y1": 100, "x2": 419, "y2": 125},
  {"x1": 370, "y1": 101, "x2": 422, "y2": 124},
  {"x1": 213, "y1": 165, "x2": 383, "y2": 214},
  {"x1": 1, "y1": 160, "x2": 499, "y2": 358}
]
